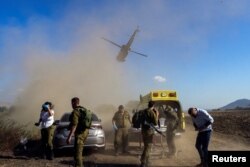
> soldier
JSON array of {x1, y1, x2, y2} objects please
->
[
  {"x1": 35, "y1": 101, "x2": 55, "y2": 160},
  {"x1": 112, "y1": 105, "x2": 132, "y2": 155},
  {"x1": 140, "y1": 101, "x2": 158, "y2": 167},
  {"x1": 164, "y1": 106, "x2": 179, "y2": 158},
  {"x1": 66, "y1": 97, "x2": 90, "y2": 167}
]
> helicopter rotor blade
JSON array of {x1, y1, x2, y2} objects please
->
[
  {"x1": 130, "y1": 50, "x2": 148, "y2": 57},
  {"x1": 101, "y1": 37, "x2": 122, "y2": 48}
]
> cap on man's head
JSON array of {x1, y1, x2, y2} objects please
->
[
  {"x1": 44, "y1": 101, "x2": 52, "y2": 106},
  {"x1": 43, "y1": 101, "x2": 53, "y2": 109},
  {"x1": 42, "y1": 104, "x2": 50, "y2": 111},
  {"x1": 118, "y1": 105, "x2": 124, "y2": 109}
]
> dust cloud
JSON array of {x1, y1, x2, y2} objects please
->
[
  {"x1": 2, "y1": 0, "x2": 249, "y2": 125},
  {"x1": 7, "y1": 26, "x2": 135, "y2": 127},
  {"x1": 1, "y1": 1, "x2": 154, "y2": 129}
]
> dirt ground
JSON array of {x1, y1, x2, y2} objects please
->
[{"x1": 0, "y1": 110, "x2": 249, "y2": 167}]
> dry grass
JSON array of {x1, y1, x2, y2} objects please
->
[{"x1": 0, "y1": 118, "x2": 32, "y2": 151}]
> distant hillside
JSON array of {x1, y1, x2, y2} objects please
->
[{"x1": 220, "y1": 99, "x2": 250, "y2": 110}]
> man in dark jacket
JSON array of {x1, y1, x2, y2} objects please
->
[{"x1": 188, "y1": 107, "x2": 214, "y2": 167}]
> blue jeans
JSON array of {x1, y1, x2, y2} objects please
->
[{"x1": 195, "y1": 130, "x2": 211, "y2": 164}]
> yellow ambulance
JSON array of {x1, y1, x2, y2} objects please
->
[{"x1": 137, "y1": 90, "x2": 185, "y2": 132}]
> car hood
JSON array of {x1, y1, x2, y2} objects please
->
[{"x1": 56, "y1": 121, "x2": 101, "y2": 128}]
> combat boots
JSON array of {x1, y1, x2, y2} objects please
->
[
  {"x1": 47, "y1": 149, "x2": 54, "y2": 160},
  {"x1": 140, "y1": 163, "x2": 150, "y2": 167},
  {"x1": 140, "y1": 163, "x2": 146, "y2": 167},
  {"x1": 40, "y1": 147, "x2": 47, "y2": 159}
]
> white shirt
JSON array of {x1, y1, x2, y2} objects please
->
[{"x1": 40, "y1": 110, "x2": 54, "y2": 129}]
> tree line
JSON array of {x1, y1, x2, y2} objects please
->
[{"x1": 0, "y1": 106, "x2": 9, "y2": 112}]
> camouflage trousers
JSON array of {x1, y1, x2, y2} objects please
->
[
  {"x1": 114, "y1": 128, "x2": 129, "y2": 153},
  {"x1": 166, "y1": 122, "x2": 177, "y2": 155},
  {"x1": 74, "y1": 129, "x2": 89, "y2": 167},
  {"x1": 141, "y1": 129, "x2": 154, "y2": 165},
  {"x1": 41, "y1": 125, "x2": 55, "y2": 158},
  {"x1": 166, "y1": 130, "x2": 176, "y2": 155}
]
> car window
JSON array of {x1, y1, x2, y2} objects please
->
[
  {"x1": 61, "y1": 113, "x2": 70, "y2": 122},
  {"x1": 91, "y1": 113, "x2": 99, "y2": 121},
  {"x1": 60, "y1": 113, "x2": 99, "y2": 122}
]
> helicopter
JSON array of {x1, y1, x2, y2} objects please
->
[{"x1": 102, "y1": 27, "x2": 148, "y2": 62}]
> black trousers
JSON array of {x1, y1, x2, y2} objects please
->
[{"x1": 195, "y1": 130, "x2": 212, "y2": 164}]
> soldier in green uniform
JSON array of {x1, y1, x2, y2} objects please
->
[
  {"x1": 112, "y1": 105, "x2": 132, "y2": 155},
  {"x1": 140, "y1": 101, "x2": 158, "y2": 167},
  {"x1": 164, "y1": 106, "x2": 179, "y2": 158},
  {"x1": 66, "y1": 97, "x2": 89, "y2": 167}
]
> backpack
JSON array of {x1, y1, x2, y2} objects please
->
[
  {"x1": 78, "y1": 106, "x2": 92, "y2": 129},
  {"x1": 132, "y1": 110, "x2": 145, "y2": 128}
]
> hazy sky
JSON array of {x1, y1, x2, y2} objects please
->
[{"x1": 0, "y1": 0, "x2": 250, "y2": 110}]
